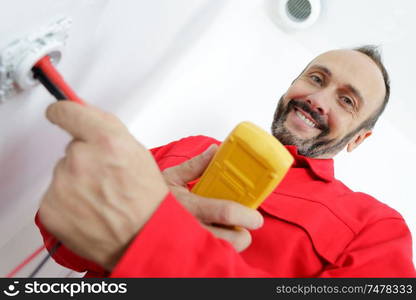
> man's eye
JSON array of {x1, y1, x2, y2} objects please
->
[
  {"x1": 341, "y1": 96, "x2": 354, "y2": 106},
  {"x1": 310, "y1": 75, "x2": 323, "y2": 84}
]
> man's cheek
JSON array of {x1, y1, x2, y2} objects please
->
[{"x1": 325, "y1": 116, "x2": 341, "y2": 136}]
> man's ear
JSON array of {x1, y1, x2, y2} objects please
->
[{"x1": 346, "y1": 130, "x2": 372, "y2": 152}]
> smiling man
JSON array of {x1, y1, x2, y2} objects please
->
[
  {"x1": 36, "y1": 45, "x2": 415, "y2": 277},
  {"x1": 272, "y1": 47, "x2": 387, "y2": 159}
]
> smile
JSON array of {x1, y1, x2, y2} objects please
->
[{"x1": 294, "y1": 108, "x2": 318, "y2": 129}]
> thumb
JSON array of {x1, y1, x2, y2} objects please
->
[{"x1": 164, "y1": 144, "x2": 218, "y2": 186}]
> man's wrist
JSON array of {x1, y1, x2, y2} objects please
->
[{"x1": 100, "y1": 188, "x2": 171, "y2": 271}]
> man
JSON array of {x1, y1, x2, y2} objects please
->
[{"x1": 36, "y1": 46, "x2": 416, "y2": 277}]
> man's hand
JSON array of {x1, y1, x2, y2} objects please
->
[
  {"x1": 162, "y1": 145, "x2": 264, "y2": 252},
  {"x1": 38, "y1": 102, "x2": 169, "y2": 271}
]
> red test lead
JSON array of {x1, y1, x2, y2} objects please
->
[{"x1": 32, "y1": 55, "x2": 85, "y2": 105}]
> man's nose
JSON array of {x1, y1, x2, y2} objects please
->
[{"x1": 305, "y1": 90, "x2": 331, "y2": 115}]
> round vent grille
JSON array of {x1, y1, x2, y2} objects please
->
[
  {"x1": 286, "y1": 0, "x2": 312, "y2": 22},
  {"x1": 274, "y1": 0, "x2": 321, "y2": 30}
]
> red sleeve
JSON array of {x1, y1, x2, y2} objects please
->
[
  {"x1": 34, "y1": 213, "x2": 107, "y2": 277},
  {"x1": 319, "y1": 218, "x2": 416, "y2": 277},
  {"x1": 110, "y1": 192, "x2": 270, "y2": 277}
]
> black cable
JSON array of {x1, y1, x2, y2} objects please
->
[
  {"x1": 28, "y1": 242, "x2": 62, "y2": 278},
  {"x1": 27, "y1": 66, "x2": 66, "y2": 278},
  {"x1": 32, "y1": 66, "x2": 66, "y2": 101}
]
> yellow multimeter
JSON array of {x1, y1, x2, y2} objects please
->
[{"x1": 191, "y1": 121, "x2": 294, "y2": 209}]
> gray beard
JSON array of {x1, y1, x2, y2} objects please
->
[{"x1": 271, "y1": 96, "x2": 361, "y2": 158}]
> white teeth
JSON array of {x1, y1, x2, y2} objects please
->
[{"x1": 295, "y1": 110, "x2": 316, "y2": 128}]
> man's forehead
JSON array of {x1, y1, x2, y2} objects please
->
[{"x1": 309, "y1": 49, "x2": 378, "y2": 73}]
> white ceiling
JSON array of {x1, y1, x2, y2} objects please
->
[{"x1": 0, "y1": 0, "x2": 414, "y2": 276}]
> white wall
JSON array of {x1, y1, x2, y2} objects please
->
[{"x1": 1, "y1": 0, "x2": 415, "y2": 277}]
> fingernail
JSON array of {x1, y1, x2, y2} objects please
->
[{"x1": 253, "y1": 214, "x2": 264, "y2": 229}]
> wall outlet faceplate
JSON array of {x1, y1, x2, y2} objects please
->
[{"x1": 0, "y1": 17, "x2": 72, "y2": 103}]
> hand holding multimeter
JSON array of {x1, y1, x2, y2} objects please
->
[{"x1": 192, "y1": 121, "x2": 294, "y2": 209}]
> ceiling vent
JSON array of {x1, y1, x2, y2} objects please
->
[{"x1": 275, "y1": 0, "x2": 321, "y2": 30}]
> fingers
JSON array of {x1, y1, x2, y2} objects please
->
[
  {"x1": 64, "y1": 140, "x2": 98, "y2": 177},
  {"x1": 45, "y1": 101, "x2": 124, "y2": 142},
  {"x1": 163, "y1": 144, "x2": 218, "y2": 185},
  {"x1": 202, "y1": 224, "x2": 252, "y2": 252},
  {"x1": 192, "y1": 195, "x2": 264, "y2": 230},
  {"x1": 64, "y1": 139, "x2": 82, "y2": 155}
]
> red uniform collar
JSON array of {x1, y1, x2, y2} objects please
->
[{"x1": 284, "y1": 145, "x2": 334, "y2": 182}]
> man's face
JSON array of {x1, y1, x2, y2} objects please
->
[{"x1": 271, "y1": 50, "x2": 386, "y2": 158}]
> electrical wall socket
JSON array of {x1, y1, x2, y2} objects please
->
[{"x1": 0, "y1": 16, "x2": 72, "y2": 103}]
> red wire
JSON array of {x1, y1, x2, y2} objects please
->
[
  {"x1": 34, "y1": 56, "x2": 85, "y2": 105},
  {"x1": 5, "y1": 245, "x2": 46, "y2": 278}
]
